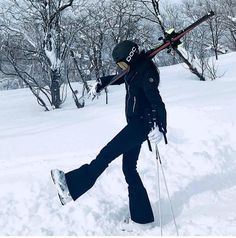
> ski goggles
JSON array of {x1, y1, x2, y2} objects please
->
[{"x1": 117, "y1": 61, "x2": 129, "y2": 70}]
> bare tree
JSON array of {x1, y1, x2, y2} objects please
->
[
  {"x1": 32, "y1": 0, "x2": 74, "y2": 108},
  {"x1": 133, "y1": 0, "x2": 207, "y2": 80},
  {"x1": 217, "y1": 0, "x2": 236, "y2": 50},
  {"x1": 0, "y1": 0, "x2": 86, "y2": 109}
]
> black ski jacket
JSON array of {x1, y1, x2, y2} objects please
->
[{"x1": 97, "y1": 52, "x2": 167, "y2": 133}]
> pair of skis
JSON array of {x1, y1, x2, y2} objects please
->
[{"x1": 104, "y1": 11, "x2": 215, "y2": 88}]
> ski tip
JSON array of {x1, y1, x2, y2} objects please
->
[{"x1": 208, "y1": 10, "x2": 215, "y2": 16}]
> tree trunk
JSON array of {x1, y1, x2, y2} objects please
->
[
  {"x1": 50, "y1": 69, "x2": 61, "y2": 108},
  {"x1": 70, "y1": 50, "x2": 90, "y2": 93},
  {"x1": 229, "y1": 29, "x2": 236, "y2": 50},
  {"x1": 174, "y1": 48, "x2": 205, "y2": 81}
]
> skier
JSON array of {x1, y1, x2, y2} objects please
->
[{"x1": 51, "y1": 40, "x2": 167, "y2": 225}]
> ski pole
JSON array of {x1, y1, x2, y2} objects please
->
[
  {"x1": 155, "y1": 145, "x2": 179, "y2": 236},
  {"x1": 155, "y1": 142, "x2": 163, "y2": 236}
]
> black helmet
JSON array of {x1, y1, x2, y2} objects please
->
[{"x1": 112, "y1": 40, "x2": 139, "y2": 65}]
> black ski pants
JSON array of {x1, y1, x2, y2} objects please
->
[{"x1": 65, "y1": 118, "x2": 154, "y2": 224}]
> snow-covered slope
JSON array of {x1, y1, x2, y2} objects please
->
[{"x1": 0, "y1": 52, "x2": 236, "y2": 235}]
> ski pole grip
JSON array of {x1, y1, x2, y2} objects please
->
[
  {"x1": 147, "y1": 138, "x2": 153, "y2": 152},
  {"x1": 163, "y1": 132, "x2": 168, "y2": 145}
]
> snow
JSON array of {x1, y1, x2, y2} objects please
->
[
  {"x1": 0, "y1": 52, "x2": 236, "y2": 235},
  {"x1": 228, "y1": 16, "x2": 236, "y2": 22},
  {"x1": 44, "y1": 37, "x2": 61, "y2": 70}
]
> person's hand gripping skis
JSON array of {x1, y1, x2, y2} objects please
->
[{"x1": 87, "y1": 82, "x2": 102, "y2": 100}]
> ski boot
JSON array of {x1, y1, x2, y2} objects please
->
[{"x1": 51, "y1": 169, "x2": 73, "y2": 205}]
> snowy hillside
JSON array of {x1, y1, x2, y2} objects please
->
[{"x1": 0, "y1": 52, "x2": 236, "y2": 235}]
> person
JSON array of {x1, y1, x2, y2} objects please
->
[{"x1": 51, "y1": 40, "x2": 167, "y2": 225}]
